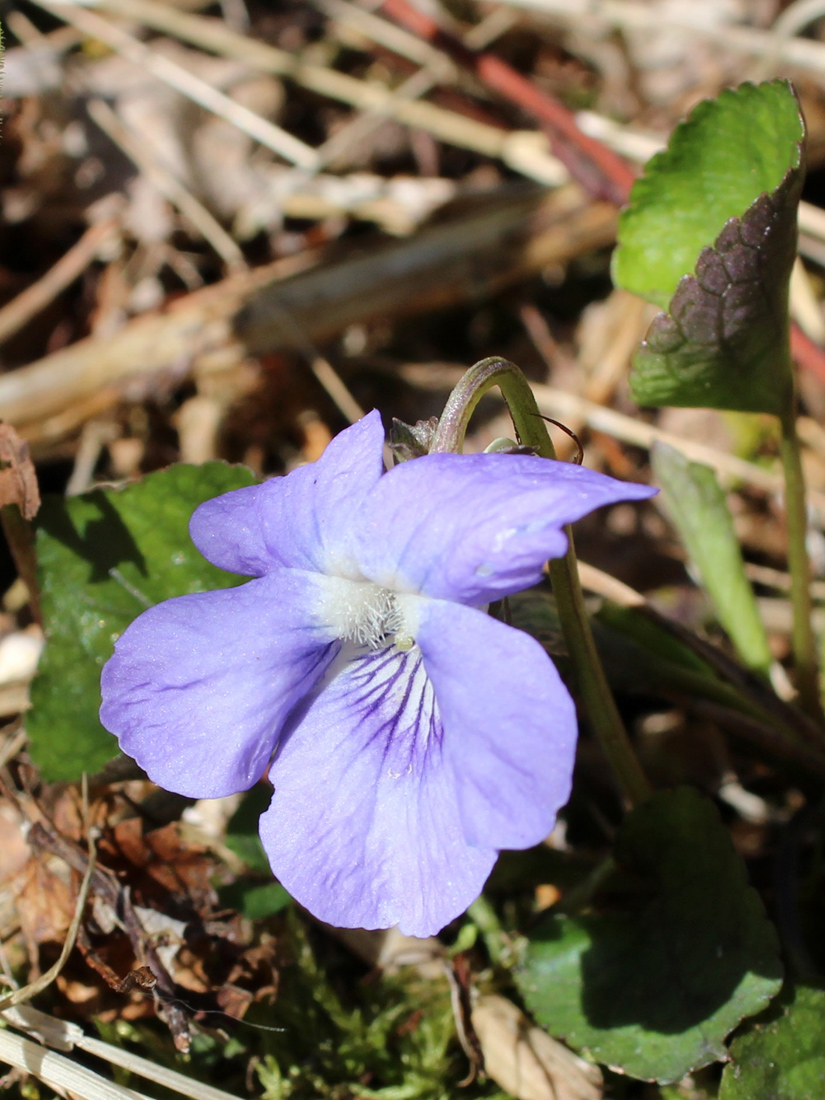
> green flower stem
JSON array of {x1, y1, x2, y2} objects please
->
[
  {"x1": 431, "y1": 357, "x2": 551, "y2": 455},
  {"x1": 779, "y1": 402, "x2": 824, "y2": 723},
  {"x1": 432, "y1": 357, "x2": 652, "y2": 807},
  {"x1": 548, "y1": 545, "x2": 651, "y2": 806},
  {"x1": 467, "y1": 896, "x2": 510, "y2": 966}
]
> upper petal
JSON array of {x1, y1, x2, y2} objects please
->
[
  {"x1": 100, "y1": 569, "x2": 338, "y2": 799},
  {"x1": 407, "y1": 595, "x2": 577, "y2": 849},
  {"x1": 187, "y1": 483, "x2": 275, "y2": 578},
  {"x1": 190, "y1": 410, "x2": 385, "y2": 577},
  {"x1": 356, "y1": 453, "x2": 656, "y2": 603},
  {"x1": 259, "y1": 643, "x2": 496, "y2": 937}
]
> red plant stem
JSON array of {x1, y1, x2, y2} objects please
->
[
  {"x1": 380, "y1": 0, "x2": 636, "y2": 204},
  {"x1": 791, "y1": 322, "x2": 825, "y2": 387}
]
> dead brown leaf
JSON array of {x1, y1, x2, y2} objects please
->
[
  {"x1": 0, "y1": 424, "x2": 40, "y2": 520},
  {"x1": 472, "y1": 995, "x2": 603, "y2": 1100},
  {"x1": 100, "y1": 818, "x2": 216, "y2": 912},
  {"x1": 13, "y1": 857, "x2": 74, "y2": 958}
]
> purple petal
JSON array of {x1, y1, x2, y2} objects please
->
[
  {"x1": 259, "y1": 643, "x2": 496, "y2": 937},
  {"x1": 187, "y1": 483, "x2": 275, "y2": 578},
  {"x1": 100, "y1": 570, "x2": 338, "y2": 799},
  {"x1": 410, "y1": 596, "x2": 577, "y2": 849},
  {"x1": 190, "y1": 410, "x2": 385, "y2": 577},
  {"x1": 356, "y1": 453, "x2": 656, "y2": 603}
]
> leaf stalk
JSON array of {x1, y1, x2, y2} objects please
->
[{"x1": 779, "y1": 400, "x2": 824, "y2": 723}]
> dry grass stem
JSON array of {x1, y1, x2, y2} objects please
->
[
  {"x1": 745, "y1": 561, "x2": 825, "y2": 602},
  {"x1": 307, "y1": 0, "x2": 520, "y2": 179},
  {"x1": 4, "y1": 1004, "x2": 246, "y2": 1100},
  {"x1": 0, "y1": 1031, "x2": 154, "y2": 1100},
  {"x1": 316, "y1": 0, "x2": 456, "y2": 78},
  {"x1": 790, "y1": 258, "x2": 825, "y2": 343},
  {"x1": 86, "y1": 98, "x2": 247, "y2": 271},
  {"x1": 74, "y1": 0, "x2": 567, "y2": 183},
  {"x1": 35, "y1": 0, "x2": 321, "y2": 169},
  {"x1": 576, "y1": 561, "x2": 646, "y2": 607},
  {"x1": 532, "y1": 383, "x2": 825, "y2": 516},
  {"x1": 486, "y1": 0, "x2": 825, "y2": 79}
]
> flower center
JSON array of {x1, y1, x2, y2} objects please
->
[{"x1": 320, "y1": 579, "x2": 415, "y2": 650}]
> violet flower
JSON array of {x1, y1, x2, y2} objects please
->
[{"x1": 100, "y1": 411, "x2": 654, "y2": 937}]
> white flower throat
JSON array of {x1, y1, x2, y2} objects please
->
[{"x1": 321, "y1": 578, "x2": 417, "y2": 651}]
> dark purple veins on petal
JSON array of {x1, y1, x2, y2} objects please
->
[
  {"x1": 327, "y1": 645, "x2": 443, "y2": 766},
  {"x1": 259, "y1": 635, "x2": 490, "y2": 937}
]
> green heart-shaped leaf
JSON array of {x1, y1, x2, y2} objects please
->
[
  {"x1": 720, "y1": 985, "x2": 825, "y2": 1099},
  {"x1": 631, "y1": 175, "x2": 801, "y2": 414},
  {"x1": 614, "y1": 81, "x2": 805, "y2": 415},
  {"x1": 517, "y1": 788, "x2": 783, "y2": 1083},
  {"x1": 615, "y1": 81, "x2": 804, "y2": 308}
]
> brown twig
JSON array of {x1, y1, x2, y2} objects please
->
[
  {"x1": 0, "y1": 187, "x2": 616, "y2": 435},
  {"x1": 0, "y1": 219, "x2": 120, "y2": 348}
]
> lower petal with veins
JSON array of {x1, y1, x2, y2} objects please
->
[{"x1": 260, "y1": 642, "x2": 496, "y2": 937}]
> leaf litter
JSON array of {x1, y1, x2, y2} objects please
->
[{"x1": 4, "y1": 2, "x2": 825, "y2": 1099}]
